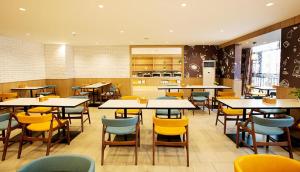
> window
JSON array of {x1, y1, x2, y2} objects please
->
[{"x1": 251, "y1": 41, "x2": 281, "y2": 87}]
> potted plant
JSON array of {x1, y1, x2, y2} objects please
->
[{"x1": 290, "y1": 88, "x2": 300, "y2": 101}]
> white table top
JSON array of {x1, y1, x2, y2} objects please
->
[
  {"x1": 147, "y1": 99, "x2": 196, "y2": 109},
  {"x1": 0, "y1": 98, "x2": 89, "y2": 107},
  {"x1": 158, "y1": 85, "x2": 231, "y2": 90},
  {"x1": 11, "y1": 86, "x2": 46, "y2": 90},
  {"x1": 99, "y1": 100, "x2": 146, "y2": 109},
  {"x1": 217, "y1": 98, "x2": 300, "y2": 109},
  {"x1": 254, "y1": 86, "x2": 276, "y2": 90},
  {"x1": 82, "y1": 82, "x2": 111, "y2": 89}
]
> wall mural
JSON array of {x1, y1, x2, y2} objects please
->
[
  {"x1": 217, "y1": 44, "x2": 236, "y2": 79},
  {"x1": 184, "y1": 45, "x2": 219, "y2": 78},
  {"x1": 280, "y1": 23, "x2": 300, "y2": 88}
]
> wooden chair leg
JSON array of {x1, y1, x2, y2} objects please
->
[
  {"x1": 186, "y1": 132, "x2": 189, "y2": 167},
  {"x1": 68, "y1": 114, "x2": 72, "y2": 124},
  {"x1": 223, "y1": 116, "x2": 227, "y2": 134},
  {"x1": 135, "y1": 132, "x2": 138, "y2": 165},
  {"x1": 215, "y1": 111, "x2": 220, "y2": 125},
  {"x1": 87, "y1": 110, "x2": 91, "y2": 124},
  {"x1": 101, "y1": 130, "x2": 105, "y2": 166},
  {"x1": 286, "y1": 128, "x2": 293, "y2": 159},
  {"x1": 46, "y1": 129, "x2": 53, "y2": 156},
  {"x1": 1, "y1": 130, "x2": 5, "y2": 144},
  {"x1": 66, "y1": 123, "x2": 70, "y2": 145},
  {"x1": 2, "y1": 128, "x2": 11, "y2": 161},
  {"x1": 17, "y1": 126, "x2": 25, "y2": 159},
  {"x1": 236, "y1": 124, "x2": 240, "y2": 148},
  {"x1": 152, "y1": 126, "x2": 155, "y2": 165},
  {"x1": 251, "y1": 131, "x2": 258, "y2": 154},
  {"x1": 266, "y1": 135, "x2": 270, "y2": 149},
  {"x1": 236, "y1": 115, "x2": 240, "y2": 125},
  {"x1": 81, "y1": 113, "x2": 84, "y2": 132}
]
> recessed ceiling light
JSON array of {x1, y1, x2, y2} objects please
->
[
  {"x1": 144, "y1": 37, "x2": 149, "y2": 40},
  {"x1": 25, "y1": 33, "x2": 30, "y2": 36},
  {"x1": 71, "y1": 32, "x2": 77, "y2": 36},
  {"x1": 19, "y1": 8, "x2": 26, "y2": 11},
  {"x1": 98, "y1": 4, "x2": 104, "y2": 8},
  {"x1": 165, "y1": 41, "x2": 169, "y2": 44},
  {"x1": 169, "y1": 30, "x2": 174, "y2": 33},
  {"x1": 120, "y1": 30, "x2": 124, "y2": 33},
  {"x1": 220, "y1": 29, "x2": 224, "y2": 33},
  {"x1": 181, "y1": 3, "x2": 187, "y2": 7},
  {"x1": 266, "y1": 2, "x2": 274, "y2": 7}
]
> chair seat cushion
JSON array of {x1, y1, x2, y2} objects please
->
[
  {"x1": 0, "y1": 120, "x2": 18, "y2": 130},
  {"x1": 222, "y1": 108, "x2": 243, "y2": 115},
  {"x1": 106, "y1": 125, "x2": 136, "y2": 135},
  {"x1": 65, "y1": 106, "x2": 84, "y2": 114},
  {"x1": 247, "y1": 123, "x2": 284, "y2": 135},
  {"x1": 156, "y1": 109, "x2": 180, "y2": 115},
  {"x1": 193, "y1": 96, "x2": 207, "y2": 102},
  {"x1": 39, "y1": 92, "x2": 52, "y2": 95},
  {"x1": 79, "y1": 92, "x2": 89, "y2": 96},
  {"x1": 116, "y1": 109, "x2": 140, "y2": 115},
  {"x1": 259, "y1": 109, "x2": 287, "y2": 114},
  {"x1": 27, "y1": 120, "x2": 67, "y2": 131},
  {"x1": 155, "y1": 126, "x2": 186, "y2": 135},
  {"x1": 28, "y1": 107, "x2": 52, "y2": 113}
]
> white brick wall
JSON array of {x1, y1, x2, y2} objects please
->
[
  {"x1": 44, "y1": 44, "x2": 74, "y2": 79},
  {"x1": 0, "y1": 36, "x2": 45, "y2": 83},
  {"x1": 73, "y1": 46, "x2": 130, "y2": 78}
]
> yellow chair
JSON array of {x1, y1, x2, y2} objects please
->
[
  {"x1": 16, "y1": 112, "x2": 70, "y2": 158},
  {"x1": 0, "y1": 93, "x2": 18, "y2": 102},
  {"x1": 166, "y1": 92, "x2": 184, "y2": 99},
  {"x1": 216, "y1": 97, "x2": 243, "y2": 134},
  {"x1": 28, "y1": 96, "x2": 60, "y2": 114},
  {"x1": 115, "y1": 96, "x2": 143, "y2": 124},
  {"x1": 152, "y1": 116, "x2": 189, "y2": 166},
  {"x1": 234, "y1": 154, "x2": 300, "y2": 172}
]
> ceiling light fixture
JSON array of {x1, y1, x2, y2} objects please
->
[
  {"x1": 169, "y1": 30, "x2": 174, "y2": 33},
  {"x1": 98, "y1": 4, "x2": 104, "y2": 8},
  {"x1": 19, "y1": 7, "x2": 26, "y2": 11},
  {"x1": 220, "y1": 29, "x2": 224, "y2": 33},
  {"x1": 266, "y1": 2, "x2": 274, "y2": 7},
  {"x1": 25, "y1": 33, "x2": 30, "y2": 36},
  {"x1": 120, "y1": 30, "x2": 124, "y2": 33},
  {"x1": 181, "y1": 3, "x2": 187, "y2": 7},
  {"x1": 71, "y1": 32, "x2": 77, "y2": 36}
]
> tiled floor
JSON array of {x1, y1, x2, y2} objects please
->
[{"x1": 0, "y1": 108, "x2": 299, "y2": 172}]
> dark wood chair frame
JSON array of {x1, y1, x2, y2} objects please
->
[
  {"x1": 189, "y1": 94, "x2": 210, "y2": 115},
  {"x1": 236, "y1": 110, "x2": 293, "y2": 158},
  {"x1": 101, "y1": 122, "x2": 140, "y2": 165},
  {"x1": 67, "y1": 101, "x2": 91, "y2": 132}
]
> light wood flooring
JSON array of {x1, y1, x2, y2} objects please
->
[{"x1": 0, "y1": 108, "x2": 299, "y2": 172}]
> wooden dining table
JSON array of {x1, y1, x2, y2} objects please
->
[
  {"x1": 81, "y1": 82, "x2": 111, "y2": 105},
  {"x1": 11, "y1": 86, "x2": 47, "y2": 97}
]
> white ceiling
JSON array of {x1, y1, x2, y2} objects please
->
[
  {"x1": 0, "y1": 0, "x2": 299, "y2": 45},
  {"x1": 240, "y1": 29, "x2": 281, "y2": 48}
]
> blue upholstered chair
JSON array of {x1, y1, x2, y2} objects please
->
[
  {"x1": 72, "y1": 86, "x2": 90, "y2": 96},
  {"x1": 237, "y1": 112, "x2": 294, "y2": 158},
  {"x1": 101, "y1": 116, "x2": 140, "y2": 165},
  {"x1": 37, "y1": 85, "x2": 56, "y2": 96},
  {"x1": 0, "y1": 112, "x2": 19, "y2": 161},
  {"x1": 17, "y1": 154, "x2": 95, "y2": 172},
  {"x1": 65, "y1": 96, "x2": 90, "y2": 132},
  {"x1": 155, "y1": 96, "x2": 181, "y2": 118},
  {"x1": 190, "y1": 92, "x2": 210, "y2": 115}
]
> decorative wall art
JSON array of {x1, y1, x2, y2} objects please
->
[
  {"x1": 184, "y1": 45, "x2": 219, "y2": 78},
  {"x1": 280, "y1": 23, "x2": 300, "y2": 87}
]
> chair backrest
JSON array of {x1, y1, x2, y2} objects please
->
[
  {"x1": 166, "y1": 92, "x2": 184, "y2": 98},
  {"x1": 102, "y1": 116, "x2": 138, "y2": 127},
  {"x1": 72, "y1": 86, "x2": 81, "y2": 90},
  {"x1": 153, "y1": 116, "x2": 188, "y2": 127},
  {"x1": 0, "y1": 113, "x2": 10, "y2": 122},
  {"x1": 121, "y1": 96, "x2": 139, "y2": 100},
  {"x1": 45, "y1": 95, "x2": 60, "y2": 98},
  {"x1": 17, "y1": 154, "x2": 95, "y2": 172},
  {"x1": 252, "y1": 115, "x2": 294, "y2": 128},
  {"x1": 192, "y1": 92, "x2": 209, "y2": 97},
  {"x1": 156, "y1": 96, "x2": 178, "y2": 100},
  {"x1": 218, "y1": 91, "x2": 235, "y2": 97},
  {"x1": 46, "y1": 85, "x2": 56, "y2": 89},
  {"x1": 234, "y1": 154, "x2": 300, "y2": 172},
  {"x1": 17, "y1": 112, "x2": 53, "y2": 124}
]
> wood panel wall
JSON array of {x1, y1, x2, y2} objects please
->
[{"x1": 0, "y1": 79, "x2": 46, "y2": 97}]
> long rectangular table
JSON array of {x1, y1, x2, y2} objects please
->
[
  {"x1": 11, "y1": 86, "x2": 47, "y2": 97},
  {"x1": 158, "y1": 85, "x2": 232, "y2": 107},
  {"x1": 217, "y1": 98, "x2": 300, "y2": 144},
  {"x1": 0, "y1": 98, "x2": 89, "y2": 118},
  {"x1": 81, "y1": 82, "x2": 111, "y2": 105},
  {"x1": 99, "y1": 99, "x2": 196, "y2": 118}
]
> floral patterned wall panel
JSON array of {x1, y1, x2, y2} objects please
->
[
  {"x1": 280, "y1": 23, "x2": 300, "y2": 88},
  {"x1": 184, "y1": 45, "x2": 219, "y2": 78}
]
